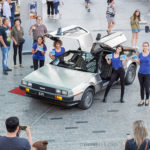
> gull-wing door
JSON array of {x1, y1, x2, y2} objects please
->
[{"x1": 46, "y1": 25, "x2": 93, "y2": 52}]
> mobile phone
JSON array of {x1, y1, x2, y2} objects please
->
[
  {"x1": 107, "y1": 54, "x2": 113, "y2": 59},
  {"x1": 19, "y1": 125, "x2": 27, "y2": 131}
]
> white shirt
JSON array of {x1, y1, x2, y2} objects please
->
[{"x1": 3, "y1": 1, "x2": 11, "y2": 18}]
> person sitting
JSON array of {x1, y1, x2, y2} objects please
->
[
  {"x1": 49, "y1": 40, "x2": 65, "y2": 60},
  {"x1": 123, "y1": 120, "x2": 150, "y2": 150},
  {"x1": 0, "y1": 116, "x2": 32, "y2": 150},
  {"x1": 32, "y1": 140, "x2": 48, "y2": 150}
]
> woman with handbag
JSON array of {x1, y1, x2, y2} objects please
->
[
  {"x1": 11, "y1": 19, "x2": 25, "y2": 69},
  {"x1": 123, "y1": 120, "x2": 150, "y2": 150},
  {"x1": 130, "y1": 10, "x2": 141, "y2": 48},
  {"x1": 106, "y1": 0, "x2": 116, "y2": 34}
]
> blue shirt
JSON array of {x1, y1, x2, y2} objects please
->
[
  {"x1": 0, "y1": 136, "x2": 31, "y2": 150},
  {"x1": 52, "y1": 47, "x2": 65, "y2": 59},
  {"x1": 139, "y1": 52, "x2": 150, "y2": 74},
  {"x1": 111, "y1": 53, "x2": 122, "y2": 69},
  {"x1": 32, "y1": 43, "x2": 47, "y2": 60}
]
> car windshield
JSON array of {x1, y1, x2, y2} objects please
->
[{"x1": 50, "y1": 51, "x2": 98, "y2": 73}]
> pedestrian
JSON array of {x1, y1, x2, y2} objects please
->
[
  {"x1": 0, "y1": 116, "x2": 32, "y2": 150},
  {"x1": 29, "y1": 16, "x2": 47, "y2": 68},
  {"x1": 32, "y1": 141, "x2": 48, "y2": 150},
  {"x1": 132, "y1": 42, "x2": 150, "y2": 107},
  {"x1": 2, "y1": 0, "x2": 11, "y2": 25},
  {"x1": 123, "y1": 120, "x2": 150, "y2": 150},
  {"x1": 0, "y1": 18, "x2": 12, "y2": 75},
  {"x1": 10, "y1": 0, "x2": 17, "y2": 27},
  {"x1": 11, "y1": 18, "x2": 25, "y2": 69},
  {"x1": 46, "y1": 0, "x2": 54, "y2": 18},
  {"x1": 106, "y1": 0, "x2": 116, "y2": 34},
  {"x1": 102, "y1": 45, "x2": 126, "y2": 103},
  {"x1": 85, "y1": 0, "x2": 91, "y2": 12},
  {"x1": 49, "y1": 40, "x2": 65, "y2": 60},
  {"x1": 130, "y1": 10, "x2": 141, "y2": 48},
  {"x1": 32, "y1": 36, "x2": 47, "y2": 70},
  {"x1": 53, "y1": 0, "x2": 63, "y2": 19}
]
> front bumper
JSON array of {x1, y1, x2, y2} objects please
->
[{"x1": 20, "y1": 85, "x2": 79, "y2": 107}]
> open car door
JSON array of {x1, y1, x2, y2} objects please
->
[{"x1": 46, "y1": 25, "x2": 93, "y2": 52}]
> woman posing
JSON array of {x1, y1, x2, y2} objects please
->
[
  {"x1": 130, "y1": 10, "x2": 141, "y2": 48},
  {"x1": 32, "y1": 36, "x2": 47, "y2": 70},
  {"x1": 49, "y1": 40, "x2": 65, "y2": 60},
  {"x1": 11, "y1": 19, "x2": 25, "y2": 69},
  {"x1": 133, "y1": 42, "x2": 150, "y2": 106},
  {"x1": 103, "y1": 45, "x2": 126, "y2": 103}
]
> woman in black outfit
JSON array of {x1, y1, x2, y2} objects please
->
[
  {"x1": 124, "y1": 120, "x2": 150, "y2": 150},
  {"x1": 46, "y1": 0, "x2": 54, "y2": 17},
  {"x1": 103, "y1": 45, "x2": 126, "y2": 103}
]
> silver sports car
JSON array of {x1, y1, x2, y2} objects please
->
[{"x1": 20, "y1": 25, "x2": 138, "y2": 109}]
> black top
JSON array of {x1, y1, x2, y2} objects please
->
[
  {"x1": 0, "y1": 136, "x2": 31, "y2": 150},
  {"x1": 125, "y1": 139, "x2": 150, "y2": 150},
  {"x1": 0, "y1": 26, "x2": 11, "y2": 47}
]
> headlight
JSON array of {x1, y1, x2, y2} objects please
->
[
  {"x1": 22, "y1": 80, "x2": 27, "y2": 85},
  {"x1": 62, "y1": 90, "x2": 68, "y2": 96},
  {"x1": 28, "y1": 82, "x2": 32, "y2": 87},
  {"x1": 56, "y1": 89, "x2": 61, "y2": 94}
]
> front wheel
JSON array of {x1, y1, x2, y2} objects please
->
[
  {"x1": 78, "y1": 88, "x2": 94, "y2": 110},
  {"x1": 125, "y1": 64, "x2": 136, "y2": 85}
]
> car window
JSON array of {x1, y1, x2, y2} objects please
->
[{"x1": 51, "y1": 51, "x2": 97, "y2": 73}]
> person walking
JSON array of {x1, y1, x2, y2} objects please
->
[
  {"x1": 29, "y1": 16, "x2": 47, "y2": 68},
  {"x1": 123, "y1": 120, "x2": 150, "y2": 150},
  {"x1": 53, "y1": 0, "x2": 63, "y2": 19},
  {"x1": 32, "y1": 36, "x2": 47, "y2": 70},
  {"x1": 132, "y1": 42, "x2": 150, "y2": 107},
  {"x1": 46, "y1": 0, "x2": 54, "y2": 18},
  {"x1": 106, "y1": 0, "x2": 116, "y2": 34},
  {"x1": 130, "y1": 10, "x2": 141, "y2": 48},
  {"x1": 2, "y1": 0, "x2": 11, "y2": 23},
  {"x1": 85, "y1": 0, "x2": 91, "y2": 12},
  {"x1": 102, "y1": 45, "x2": 126, "y2": 103},
  {"x1": 11, "y1": 19, "x2": 25, "y2": 69},
  {"x1": 10, "y1": 0, "x2": 17, "y2": 27},
  {"x1": 0, "y1": 18, "x2": 12, "y2": 75}
]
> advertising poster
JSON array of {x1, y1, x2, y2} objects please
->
[{"x1": 29, "y1": 1, "x2": 37, "y2": 19}]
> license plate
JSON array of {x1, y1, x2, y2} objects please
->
[{"x1": 38, "y1": 92, "x2": 45, "y2": 97}]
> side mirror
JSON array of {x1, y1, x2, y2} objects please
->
[{"x1": 96, "y1": 33, "x2": 101, "y2": 41}]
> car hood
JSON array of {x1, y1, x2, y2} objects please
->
[{"x1": 23, "y1": 64, "x2": 95, "y2": 90}]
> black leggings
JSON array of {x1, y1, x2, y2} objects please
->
[
  {"x1": 104, "y1": 68, "x2": 125, "y2": 99},
  {"x1": 47, "y1": 1, "x2": 54, "y2": 15},
  {"x1": 33, "y1": 59, "x2": 44, "y2": 70},
  {"x1": 13, "y1": 43, "x2": 23, "y2": 65},
  {"x1": 138, "y1": 73, "x2": 150, "y2": 100}
]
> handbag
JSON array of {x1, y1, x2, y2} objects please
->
[
  {"x1": 106, "y1": 11, "x2": 115, "y2": 17},
  {"x1": 18, "y1": 37, "x2": 25, "y2": 44}
]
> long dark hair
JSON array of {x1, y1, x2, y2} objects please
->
[
  {"x1": 133, "y1": 10, "x2": 141, "y2": 21},
  {"x1": 116, "y1": 45, "x2": 124, "y2": 55},
  {"x1": 37, "y1": 36, "x2": 45, "y2": 46},
  {"x1": 107, "y1": 0, "x2": 114, "y2": 4}
]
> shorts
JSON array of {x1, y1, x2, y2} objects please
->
[
  {"x1": 85, "y1": 0, "x2": 90, "y2": 3},
  {"x1": 106, "y1": 15, "x2": 115, "y2": 23},
  {"x1": 132, "y1": 29, "x2": 140, "y2": 33}
]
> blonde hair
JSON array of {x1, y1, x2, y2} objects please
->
[{"x1": 133, "y1": 120, "x2": 148, "y2": 149}]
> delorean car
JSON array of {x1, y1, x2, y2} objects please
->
[{"x1": 20, "y1": 25, "x2": 138, "y2": 110}]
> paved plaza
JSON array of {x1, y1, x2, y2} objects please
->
[{"x1": 0, "y1": 0, "x2": 150, "y2": 150}]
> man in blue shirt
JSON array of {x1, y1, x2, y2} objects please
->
[{"x1": 0, "y1": 117, "x2": 32, "y2": 150}]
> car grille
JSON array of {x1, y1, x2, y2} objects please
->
[{"x1": 32, "y1": 83, "x2": 56, "y2": 93}]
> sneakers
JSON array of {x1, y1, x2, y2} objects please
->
[
  {"x1": 6, "y1": 67, "x2": 12, "y2": 71},
  {"x1": 3, "y1": 70, "x2": 8, "y2": 75}
]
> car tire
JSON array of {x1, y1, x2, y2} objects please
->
[
  {"x1": 78, "y1": 88, "x2": 94, "y2": 110},
  {"x1": 125, "y1": 64, "x2": 136, "y2": 85}
]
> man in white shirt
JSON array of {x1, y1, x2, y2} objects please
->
[{"x1": 3, "y1": 0, "x2": 11, "y2": 19}]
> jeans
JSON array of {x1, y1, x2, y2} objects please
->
[
  {"x1": 47, "y1": 1, "x2": 54, "y2": 15},
  {"x1": 33, "y1": 59, "x2": 44, "y2": 70},
  {"x1": 10, "y1": 3, "x2": 15, "y2": 27},
  {"x1": 1, "y1": 46, "x2": 10, "y2": 70},
  {"x1": 104, "y1": 68, "x2": 125, "y2": 99},
  {"x1": 13, "y1": 43, "x2": 23, "y2": 65},
  {"x1": 54, "y1": 2, "x2": 60, "y2": 15},
  {"x1": 138, "y1": 73, "x2": 150, "y2": 100}
]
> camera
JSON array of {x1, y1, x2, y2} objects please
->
[{"x1": 19, "y1": 125, "x2": 27, "y2": 130}]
